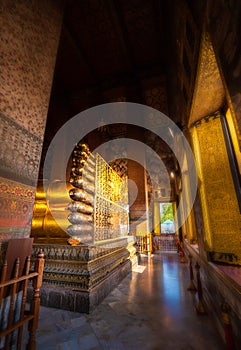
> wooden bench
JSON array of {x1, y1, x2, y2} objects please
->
[{"x1": 0, "y1": 238, "x2": 44, "y2": 350}]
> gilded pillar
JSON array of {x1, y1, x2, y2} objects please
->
[
  {"x1": 153, "y1": 202, "x2": 160, "y2": 234},
  {"x1": 182, "y1": 171, "x2": 197, "y2": 243}
]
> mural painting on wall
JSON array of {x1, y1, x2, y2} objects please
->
[
  {"x1": 208, "y1": 0, "x2": 241, "y2": 148},
  {"x1": 0, "y1": 179, "x2": 35, "y2": 240},
  {"x1": 0, "y1": 113, "x2": 41, "y2": 185}
]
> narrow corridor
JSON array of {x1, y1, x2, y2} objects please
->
[{"x1": 24, "y1": 253, "x2": 225, "y2": 349}]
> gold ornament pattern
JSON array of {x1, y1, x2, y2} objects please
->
[
  {"x1": 192, "y1": 115, "x2": 241, "y2": 264},
  {"x1": 0, "y1": 177, "x2": 35, "y2": 240}
]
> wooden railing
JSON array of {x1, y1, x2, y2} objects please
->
[
  {"x1": 135, "y1": 233, "x2": 178, "y2": 253},
  {"x1": 0, "y1": 250, "x2": 44, "y2": 350},
  {"x1": 153, "y1": 234, "x2": 177, "y2": 252},
  {"x1": 135, "y1": 235, "x2": 149, "y2": 253}
]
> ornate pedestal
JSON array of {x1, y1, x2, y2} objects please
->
[
  {"x1": 32, "y1": 237, "x2": 137, "y2": 313},
  {"x1": 31, "y1": 144, "x2": 136, "y2": 312}
]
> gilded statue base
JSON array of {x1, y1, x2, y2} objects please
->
[{"x1": 31, "y1": 237, "x2": 137, "y2": 313}]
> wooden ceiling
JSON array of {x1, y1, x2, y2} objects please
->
[
  {"x1": 51, "y1": 0, "x2": 174, "y2": 102},
  {"x1": 43, "y1": 0, "x2": 204, "y2": 176}
]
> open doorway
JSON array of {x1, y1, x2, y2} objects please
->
[
  {"x1": 160, "y1": 202, "x2": 175, "y2": 234},
  {"x1": 153, "y1": 202, "x2": 177, "y2": 252}
]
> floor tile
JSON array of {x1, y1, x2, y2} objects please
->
[{"x1": 23, "y1": 253, "x2": 225, "y2": 349}]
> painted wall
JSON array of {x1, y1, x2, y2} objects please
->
[
  {"x1": 0, "y1": 0, "x2": 63, "y2": 242},
  {"x1": 191, "y1": 115, "x2": 241, "y2": 264}
]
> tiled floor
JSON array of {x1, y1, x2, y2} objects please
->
[{"x1": 24, "y1": 253, "x2": 225, "y2": 349}]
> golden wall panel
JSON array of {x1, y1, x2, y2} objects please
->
[
  {"x1": 208, "y1": 0, "x2": 241, "y2": 147},
  {"x1": 189, "y1": 31, "x2": 225, "y2": 126},
  {"x1": 191, "y1": 127, "x2": 212, "y2": 248},
  {"x1": 191, "y1": 115, "x2": 241, "y2": 264},
  {"x1": 226, "y1": 108, "x2": 241, "y2": 174}
]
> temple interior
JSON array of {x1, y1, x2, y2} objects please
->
[{"x1": 1, "y1": 0, "x2": 241, "y2": 349}]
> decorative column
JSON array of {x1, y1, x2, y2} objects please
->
[
  {"x1": 195, "y1": 262, "x2": 207, "y2": 314},
  {"x1": 153, "y1": 202, "x2": 161, "y2": 234},
  {"x1": 187, "y1": 254, "x2": 197, "y2": 291},
  {"x1": 0, "y1": 0, "x2": 63, "y2": 243}
]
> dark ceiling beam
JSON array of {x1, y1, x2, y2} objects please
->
[
  {"x1": 105, "y1": 0, "x2": 144, "y2": 103},
  {"x1": 106, "y1": 0, "x2": 134, "y2": 73},
  {"x1": 152, "y1": 0, "x2": 170, "y2": 66},
  {"x1": 63, "y1": 24, "x2": 100, "y2": 85},
  {"x1": 153, "y1": 0, "x2": 180, "y2": 121},
  {"x1": 68, "y1": 63, "x2": 165, "y2": 99}
]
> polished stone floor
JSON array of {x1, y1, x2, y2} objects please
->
[{"x1": 24, "y1": 253, "x2": 225, "y2": 349}]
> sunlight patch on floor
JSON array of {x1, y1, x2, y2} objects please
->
[{"x1": 132, "y1": 265, "x2": 146, "y2": 273}]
